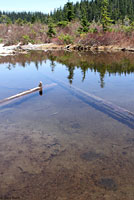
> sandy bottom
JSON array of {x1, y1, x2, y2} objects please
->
[{"x1": 0, "y1": 86, "x2": 134, "y2": 200}]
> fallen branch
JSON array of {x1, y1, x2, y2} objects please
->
[{"x1": 0, "y1": 82, "x2": 57, "y2": 105}]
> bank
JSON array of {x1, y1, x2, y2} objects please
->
[{"x1": 1, "y1": 43, "x2": 134, "y2": 56}]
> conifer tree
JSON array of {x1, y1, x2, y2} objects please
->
[
  {"x1": 101, "y1": 0, "x2": 113, "y2": 31},
  {"x1": 47, "y1": 18, "x2": 56, "y2": 38},
  {"x1": 80, "y1": 8, "x2": 89, "y2": 33},
  {"x1": 1, "y1": 0, "x2": 134, "y2": 25},
  {"x1": 78, "y1": 8, "x2": 89, "y2": 33},
  {"x1": 66, "y1": 2, "x2": 74, "y2": 22}
]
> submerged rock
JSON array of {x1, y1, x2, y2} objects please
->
[
  {"x1": 80, "y1": 151, "x2": 104, "y2": 162},
  {"x1": 71, "y1": 122, "x2": 81, "y2": 129},
  {"x1": 97, "y1": 178, "x2": 117, "y2": 191}
]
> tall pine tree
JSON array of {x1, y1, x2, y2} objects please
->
[
  {"x1": 101, "y1": 0, "x2": 113, "y2": 31},
  {"x1": 66, "y1": 2, "x2": 74, "y2": 22}
]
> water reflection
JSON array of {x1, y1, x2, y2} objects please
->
[
  {"x1": 0, "y1": 51, "x2": 134, "y2": 199},
  {"x1": 1, "y1": 51, "x2": 134, "y2": 88}
]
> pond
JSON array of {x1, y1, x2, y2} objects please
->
[{"x1": 0, "y1": 51, "x2": 134, "y2": 200}]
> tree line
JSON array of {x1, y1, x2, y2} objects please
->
[
  {"x1": 50, "y1": 0, "x2": 134, "y2": 23},
  {"x1": 0, "y1": 0, "x2": 134, "y2": 25},
  {"x1": 0, "y1": 11, "x2": 48, "y2": 24}
]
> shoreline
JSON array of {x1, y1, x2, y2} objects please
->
[{"x1": 1, "y1": 43, "x2": 134, "y2": 56}]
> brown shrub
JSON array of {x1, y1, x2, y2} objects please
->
[
  {"x1": 1, "y1": 22, "x2": 134, "y2": 48},
  {"x1": 0, "y1": 24, "x2": 50, "y2": 45},
  {"x1": 78, "y1": 31, "x2": 129, "y2": 46}
]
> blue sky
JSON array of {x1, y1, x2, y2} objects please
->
[{"x1": 1, "y1": 0, "x2": 80, "y2": 13}]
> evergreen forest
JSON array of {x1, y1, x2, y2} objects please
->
[{"x1": 0, "y1": 0, "x2": 134, "y2": 24}]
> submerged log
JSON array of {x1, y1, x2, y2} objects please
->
[
  {"x1": 0, "y1": 82, "x2": 57, "y2": 106},
  {"x1": 46, "y1": 76, "x2": 134, "y2": 129}
]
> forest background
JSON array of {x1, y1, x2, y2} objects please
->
[{"x1": 0, "y1": 0, "x2": 134, "y2": 47}]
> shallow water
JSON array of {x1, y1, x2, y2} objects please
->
[{"x1": 0, "y1": 51, "x2": 134, "y2": 200}]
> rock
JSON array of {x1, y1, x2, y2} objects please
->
[
  {"x1": 97, "y1": 178, "x2": 117, "y2": 191},
  {"x1": 80, "y1": 151, "x2": 105, "y2": 162}
]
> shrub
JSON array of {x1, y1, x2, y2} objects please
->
[
  {"x1": 78, "y1": 26, "x2": 89, "y2": 34},
  {"x1": 123, "y1": 26, "x2": 133, "y2": 34},
  {"x1": 58, "y1": 34, "x2": 73, "y2": 44},
  {"x1": 57, "y1": 21, "x2": 68, "y2": 27},
  {"x1": 51, "y1": 37, "x2": 63, "y2": 45},
  {"x1": 0, "y1": 38, "x2": 3, "y2": 43},
  {"x1": 79, "y1": 31, "x2": 125, "y2": 46},
  {"x1": 0, "y1": 15, "x2": 12, "y2": 25},
  {"x1": 15, "y1": 18, "x2": 24, "y2": 26},
  {"x1": 47, "y1": 19, "x2": 56, "y2": 38},
  {"x1": 22, "y1": 35, "x2": 35, "y2": 44},
  {"x1": 89, "y1": 27, "x2": 98, "y2": 33}
]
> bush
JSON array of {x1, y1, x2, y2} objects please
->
[
  {"x1": 47, "y1": 22, "x2": 56, "y2": 38},
  {"x1": 123, "y1": 25, "x2": 133, "y2": 34},
  {"x1": 22, "y1": 35, "x2": 35, "y2": 44},
  {"x1": 0, "y1": 15, "x2": 12, "y2": 25},
  {"x1": 79, "y1": 31, "x2": 125, "y2": 46},
  {"x1": 78, "y1": 26, "x2": 89, "y2": 34},
  {"x1": 57, "y1": 21, "x2": 68, "y2": 27},
  {"x1": 15, "y1": 18, "x2": 24, "y2": 26},
  {"x1": 89, "y1": 27, "x2": 98, "y2": 33},
  {"x1": 0, "y1": 38, "x2": 3, "y2": 43},
  {"x1": 58, "y1": 34, "x2": 73, "y2": 44}
]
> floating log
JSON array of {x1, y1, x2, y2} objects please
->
[
  {"x1": 0, "y1": 82, "x2": 57, "y2": 106},
  {"x1": 45, "y1": 76, "x2": 134, "y2": 129}
]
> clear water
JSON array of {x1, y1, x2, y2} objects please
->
[{"x1": 0, "y1": 51, "x2": 134, "y2": 199}]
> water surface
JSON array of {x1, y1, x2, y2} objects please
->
[{"x1": 0, "y1": 51, "x2": 134, "y2": 200}]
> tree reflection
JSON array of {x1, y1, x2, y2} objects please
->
[
  {"x1": 1, "y1": 51, "x2": 134, "y2": 88},
  {"x1": 35, "y1": 61, "x2": 39, "y2": 70},
  {"x1": 67, "y1": 65, "x2": 75, "y2": 84},
  {"x1": 49, "y1": 55, "x2": 56, "y2": 72}
]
